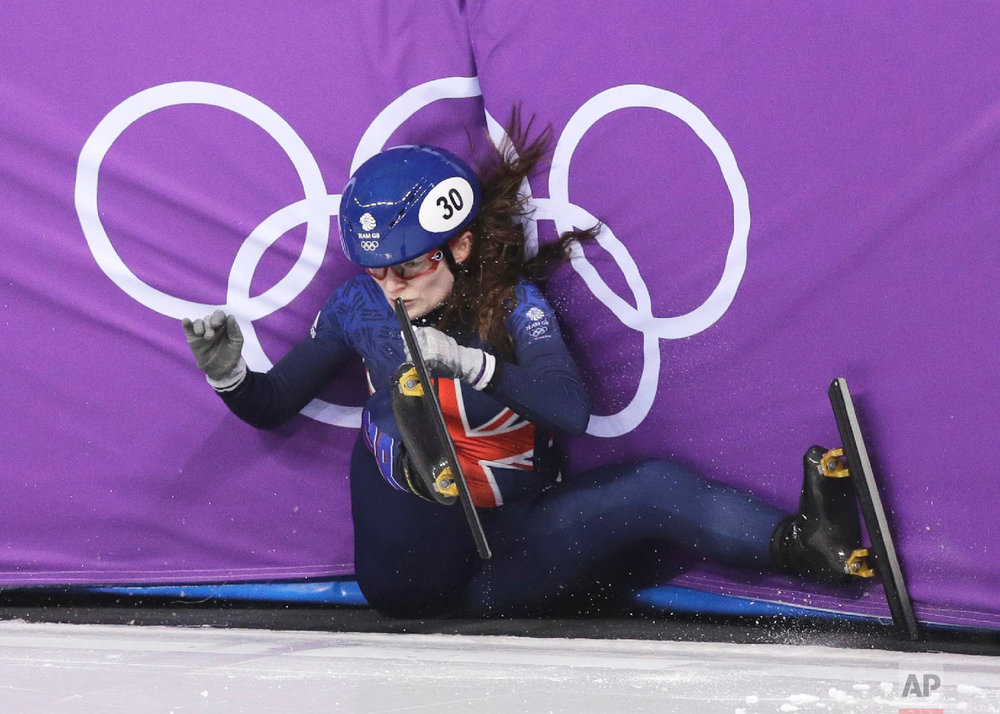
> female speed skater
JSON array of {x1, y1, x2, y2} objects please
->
[{"x1": 182, "y1": 117, "x2": 863, "y2": 617}]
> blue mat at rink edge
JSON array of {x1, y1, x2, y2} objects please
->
[
  {"x1": 9, "y1": 581, "x2": 996, "y2": 632},
  {"x1": 72, "y1": 581, "x2": 891, "y2": 624}
]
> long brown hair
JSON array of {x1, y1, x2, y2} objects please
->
[{"x1": 437, "y1": 108, "x2": 600, "y2": 355}]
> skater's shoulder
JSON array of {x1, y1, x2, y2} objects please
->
[
  {"x1": 505, "y1": 279, "x2": 562, "y2": 344},
  {"x1": 313, "y1": 273, "x2": 391, "y2": 337}
]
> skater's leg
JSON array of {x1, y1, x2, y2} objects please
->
[
  {"x1": 349, "y1": 436, "x2": 478, "y2": 617},
  {"x1": 465, "y1": 459, "x2": 787, "y2": 615}
]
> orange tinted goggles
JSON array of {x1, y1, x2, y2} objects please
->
[{"x1": 365, "y1": 250, "x2": 444, "y2": 281}]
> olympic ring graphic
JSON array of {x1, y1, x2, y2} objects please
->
[{"x1": 76, "y1": 77, "x2": 749, "y2": 437}]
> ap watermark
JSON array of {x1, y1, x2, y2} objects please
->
[{"x1": 897, "y1": 663, "x2": 944, "y2": 714}]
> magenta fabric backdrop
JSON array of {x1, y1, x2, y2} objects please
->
[{"x1": 2, "y1": 1, "x2": 998, "y2": 627}]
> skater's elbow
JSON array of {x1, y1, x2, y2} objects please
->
[
  {"x1": 560, "y1": 393, "x2": 591, "y2": 436},
  {"x1": 531, "y1": 391, "x2": 589, "y2": 435}
]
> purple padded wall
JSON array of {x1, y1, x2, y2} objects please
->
[{"x1": 2, "y1": 1, "x2": 998, "y2": 627}]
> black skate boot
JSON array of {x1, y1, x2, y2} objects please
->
[
  {"x1": 770, "y1": 445, "x2": 872, "y2": 585},
  {"x1": 390, "y1": 363, "x2": 458, "y2": 505}
]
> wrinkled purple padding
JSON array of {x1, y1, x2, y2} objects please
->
[{"x1": 2, "y1": 2, "x2": 997, "y2": 628}]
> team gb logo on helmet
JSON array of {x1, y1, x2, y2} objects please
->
[
  {"x1": 359, "y1": 213, "x2": 377, "y2": 232},
  {"x1": 75, "y1": 77, "x2": 749, "y2": 438}
]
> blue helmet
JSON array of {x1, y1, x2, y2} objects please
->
[{"x1": 339, "y1": 145, "x2": 482, "y2": 268}]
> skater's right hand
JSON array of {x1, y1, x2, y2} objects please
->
[
  {"x1": 182, "y1": 310, "x2": 246, "y2": 387},
  {"x1": 405, "y1": 326, "x2": 496, "y2": 391}
]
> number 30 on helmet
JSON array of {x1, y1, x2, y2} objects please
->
[{"x1": 339, "y1": 145, "x2": 483, "y2": 268}]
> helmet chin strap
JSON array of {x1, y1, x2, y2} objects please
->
[{"x1": 439, "y1": 244, "x2": 459, "y2": 272}]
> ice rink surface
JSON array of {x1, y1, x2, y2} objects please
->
[{"x1": 1, "y1": 621, "x2": 999, "y2": 713}]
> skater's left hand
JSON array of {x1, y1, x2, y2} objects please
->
[{"x1": 404, "y1": 326, "x2": 496, "y2": 391}]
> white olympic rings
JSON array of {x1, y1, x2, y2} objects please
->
[{"x1": 75, "y1": 77, "x2": 749, "y2": 437}]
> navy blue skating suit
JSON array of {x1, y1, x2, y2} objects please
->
[
  {"x1": 217, "y1": 274, "x2": 788, "y2": 617},
  {"x1": 221, "y1": 275, "x2": 583, "y2": 507}
]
